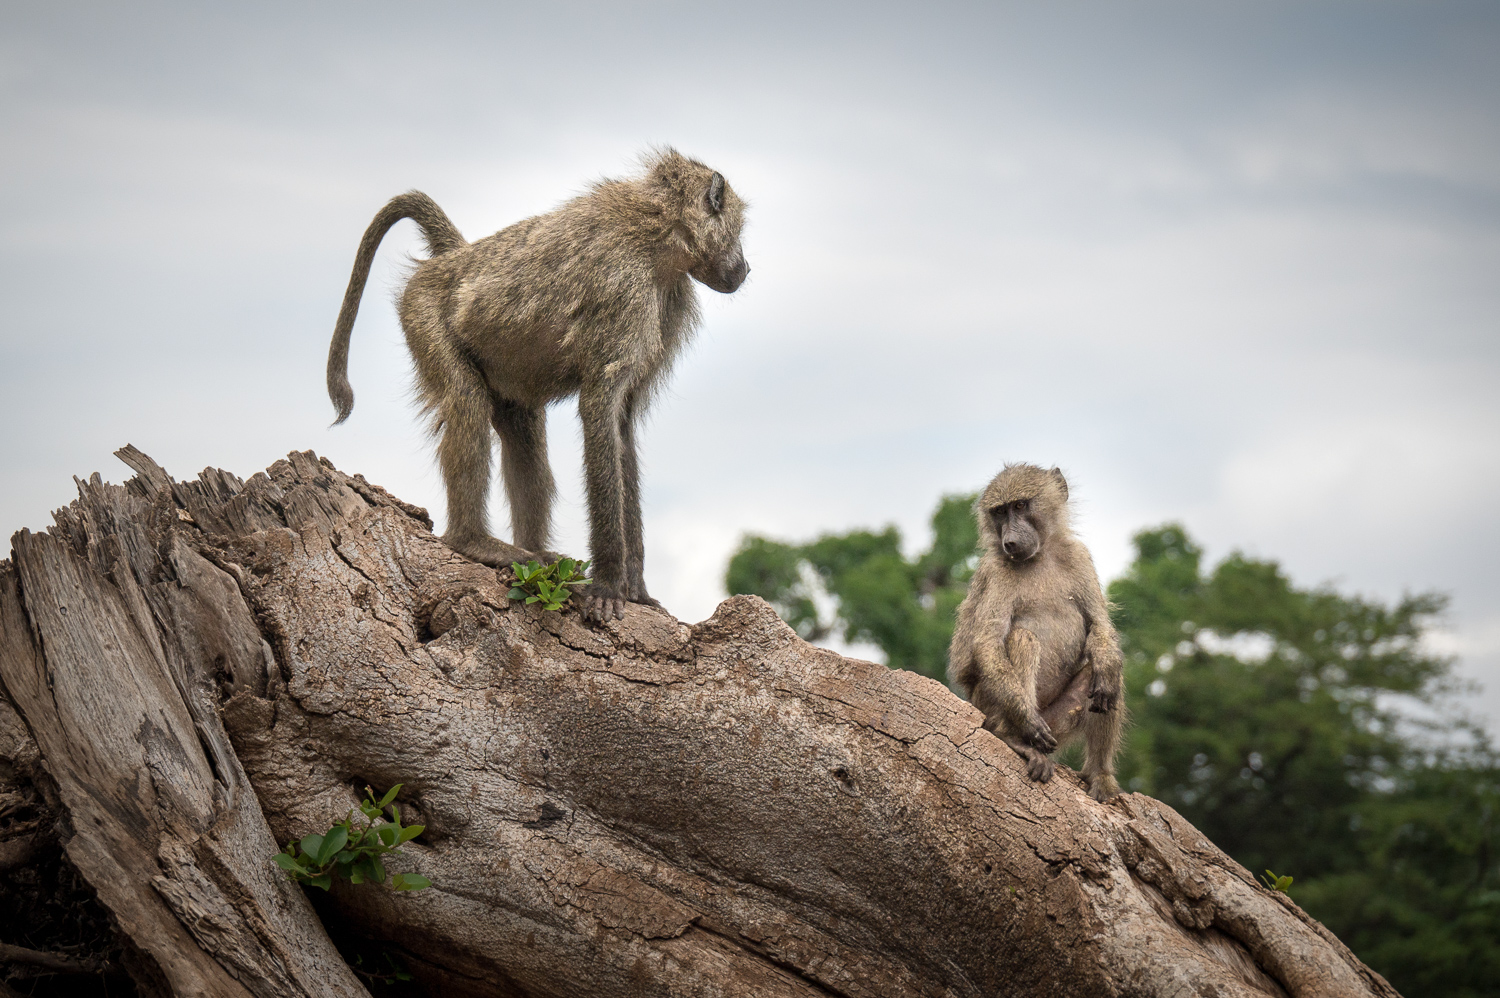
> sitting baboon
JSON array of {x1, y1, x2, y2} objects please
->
[
  {"x1": 948, "y1": 464, "x2": 1124, "y2": 801},
  {"x1": 326, "y1": 150, "x2": 749, "y2": 622}
]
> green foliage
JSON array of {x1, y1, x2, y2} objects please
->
[
  {"x1": 272, "y1": 785, "x2": 431, "y2": 893},
  {"x1": 1112, "y1": 524, "x2": 1500, "y2": 997},
  {"x1": 1110, "y1": 525, "x2": 1453, "y2": 871},
  {"x1": 1260, "y1": 869, "x2": 1294, "y2": 893},
  {"x1": 509, "y1": 558, "x2": 591, "y2": 611},
  {"x1": 724, "y1": 494, "x2": 979, "y2": 681}
]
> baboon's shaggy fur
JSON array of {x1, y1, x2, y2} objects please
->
[
  {"x1": 949, "y1": 464, "x2": 1125, "y2": 801},
  {"x1": 327, "y1": 150, "x2": 749, "y2": 621}
]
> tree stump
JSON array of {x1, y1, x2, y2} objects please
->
[{"x1": 0, "y1": 448, "x2": 1401, "y2": 997}]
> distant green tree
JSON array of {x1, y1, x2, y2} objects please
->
[
  {"x1": 728, "y1": 508, "x2": 1500, "y2": 997},
  {"x1": 724, "y1": 494, "x2": 978, "y2": 682},
  {"x1": 1112, "y1": 524, "x2": 1500, "y2": 998}
]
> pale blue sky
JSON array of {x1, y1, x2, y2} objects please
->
[{"x1": 4, "y1": 1, "x2": 1498, "y2": 723}]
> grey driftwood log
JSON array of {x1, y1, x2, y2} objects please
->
[{"x1": 0, "y1": 448, "x2": 1401, "y2": 998}]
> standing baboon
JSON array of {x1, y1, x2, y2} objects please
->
[
  {"x1": 327, "y1": 150, "x2": 749, "y2": 622},
  {"x1": 948, "y1": 464, "x2": 1124, "y2": 801}
]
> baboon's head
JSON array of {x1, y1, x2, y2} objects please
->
[
  {"x1": 977, "y1": 464, "x2": 1071, "y2": 564},
  {"x1": 645, "y1": 149, "x2": 750, "y2": 294}
]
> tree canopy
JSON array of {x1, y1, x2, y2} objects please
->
[{"x1": 727, "y1": 510, "x2": 1500, "y2": 998}]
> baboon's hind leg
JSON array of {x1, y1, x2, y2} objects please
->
[
  {"x1": 970, "y1": 630, "x2": 1056, "y2": 783},
  {"x1": 492, "y1": 396, "x2": 555, "y2": 554},
  {"x1": 411, "y1": 338, "x2": 515, "y2": 567},
  {"x1": 999, "y1": 628, "x2": 1056, "y2": 755}
]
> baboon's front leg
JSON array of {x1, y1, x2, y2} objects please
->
[
  {"x1": 617, "y1": 397, "x2": 663, "y2": 611},
  {"x1": 578, "y1": 382, "x2": 629, "y2": 623}
]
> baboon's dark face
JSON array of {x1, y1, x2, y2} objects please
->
[{"x1": 990, "y1": 500, "x2": 1044, "y2": 563}]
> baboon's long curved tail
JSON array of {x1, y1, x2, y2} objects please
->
[{"x1": 327, "y1": 191, "x2": 466, "y2": 424}]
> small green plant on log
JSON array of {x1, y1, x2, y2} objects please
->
[
  {"x1": 1260, "y1": 869, "x2": 1294, "y2": 894},
  {"x1": 509, "y1": 558, "x2": 592, "y2": 610},
  {"x1": 272, "y1": 784, "x2": 431, "y2": 892}
]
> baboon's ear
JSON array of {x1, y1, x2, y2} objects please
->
[
  {"x1": 707, "y1": 173, "x2": 725, "y2": 214},
  {"x1": 1050, "y1": 467, "x2": 1068, "y2": 501}
]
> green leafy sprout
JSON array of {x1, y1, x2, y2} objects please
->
[
  {"x1": 1261, "y1": 869, "x2": 1294, "y2": 894},
  {"x1": 272, "y1": 784, "x2": 431, "y2": 892},
  {"x1": 509, "y1": 558, "x2": 592, "y2": 611}
]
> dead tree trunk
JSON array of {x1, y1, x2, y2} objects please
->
[{"x1": 0, "y1": 448, "x2": 1401, "y2": 998}]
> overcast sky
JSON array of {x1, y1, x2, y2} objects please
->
[{"x1": 4, "y1": 1, "x2": 1498, "y2": 725}]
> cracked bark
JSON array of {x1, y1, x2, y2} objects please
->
[{"x1": 0, "y1": 448, "x2": 1402, "y2": 998}]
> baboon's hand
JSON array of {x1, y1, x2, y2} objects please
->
[
  {"x1": 1086, "y1": 638, "x2": 1124, "y2": 713},
  {"x1": 580, "y1": 589, "x2": 627, "y2": 624},
  {"x1": 1020, "y1": 715, "x2": 1057, "y2": 754}
]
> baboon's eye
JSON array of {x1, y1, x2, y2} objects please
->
[{"x1": 1014, "y1": 499, "x2": 1030, "y2": 513}]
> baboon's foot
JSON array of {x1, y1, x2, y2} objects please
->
[
  {"x1": 1026, "y1": 752, "x2": 1056, "y2": 783},
  {"x1": 619, "y1": 572, "x2": 672, "y2": 615},
  {"x1": 1087, "y1": 774, "x2": 1121, "y2": 802},
  {"x1": 443, "y1": 532, "x2": 526, "y2": 568},
  {"x1": 580, "y1": 586, "x2": 628, "y2": 624},
  {"x1": 630, "y1": 594, "x2": 670, "y2": 613},
  {"x1": 997, "y1": 735, "x2": 1055, "y2": 783},
  {"x1": 1019, "y1": 714, "x2": 1058, "y2": 754}
]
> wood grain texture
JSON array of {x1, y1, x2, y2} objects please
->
[
  {"x1": 0, "y1": 448, "x2": 1402, "y2": 998},
  {"x1": 0, "y1": 458, "x2": 366, "y2": 998}
]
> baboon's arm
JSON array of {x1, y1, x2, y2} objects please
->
[
  {"x1": 576, "y1": 296, "x2": 661, "y2": 621},
  {"x1": 946, "y1": 572, "x2": 991, "y2": 691},
  {"x1": 1070, "y1": 554, "x2": 1123, "y2": 713}
]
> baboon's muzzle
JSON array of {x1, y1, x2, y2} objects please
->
[
  {"x1": 1001, "y1": 524, "x2": 1041, "y2": 563},
  {"x1": 695, "y1": 252, "x2": 750, "y2": 294}
]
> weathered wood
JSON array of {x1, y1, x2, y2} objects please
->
[
  {"x1": 0, "y1": 461, "x2": 367, "y2": 997},
  {"x1": 0, "y1": 448, "x2": 1402, "y2": 998}
]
